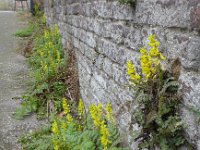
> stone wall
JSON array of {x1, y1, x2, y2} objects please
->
[{"x1": 45, "y1": 0, "x2": 200, "y2": 149}]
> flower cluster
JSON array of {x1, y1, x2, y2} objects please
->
[
  {"x1": 127, "y1": 60, "x2": 141, "y2": 83},
  {"x1": 89, "y1": 104, "x2": 112, "y2": 149},
  {"x1": 31, "y1": 25, "x2": 63, "y2": 82},
  {"x1": 51, "y1": 120, "x2": 60, "y2": 150},
  {"x1": 51, "y1": 99, "x2": 118, "y2": 150},
  {"x1": 89, "y1": 104, "x2": 103, "y2": 127},
  {"x1": 105, "y1": 103, "x2": 115, "y2": 123},
  {"x1": 78, "y1": 99, "x2": 85, "y2": 118},
  {"x1": 62, "y1": 98, "x2": 73, "y2": 124},
  {"x1": 52, "y1": 120, "x2": 59, "y2": 136},
  {"x1": 100, "y1": 123, "x2": 110, "y2": 149},
  {"x1": 127, "y1": 34, "x2": 166, "y2": 83}
]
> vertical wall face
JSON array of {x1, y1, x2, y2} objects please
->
[{"x1": 45, "y1": 0, "x2": 200, "y2": 148}]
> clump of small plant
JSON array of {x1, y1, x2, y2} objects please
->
[
  {"x1": 20, "y1": 99, "x2": 129, "y2": 150},
  {"x1": 15, "y1": 23, "x2": 67, "y2": 119},
  {"x1": 15, "y1": 25, "x2": 34, "y2": 37},
  {"x1": 118, "y1": 0, "x2": 136, "y2": 5},
  {"x1": 127, "y1": 35, "x2": 189, "y2": 149},
  {"x1": 51, "y1": 99, "x2": 128, "y2": 150}
]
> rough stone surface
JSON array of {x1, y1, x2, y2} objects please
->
[
  {"x1": 45, "y1": 0, "x2": 200, "y2": 149},
  {"x1": 0, "y1": 12, "x2": 45, "y2": 150}
]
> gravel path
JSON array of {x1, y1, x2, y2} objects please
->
[{"x1": 0, "y1": 11, "x2": 44, "y2": 150}]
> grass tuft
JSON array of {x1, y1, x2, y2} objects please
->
[{"x1": 15, "y1": 25, "x2": 34, "y2": 37}]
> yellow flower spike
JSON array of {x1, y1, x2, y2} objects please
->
[
  {"x1": 52, "y1": 120, "x2": 59, "y2": 136},
  {"x1": 78, "y1": 99, "x2": 85, "y2": 117},
  {"x1": 140, "y1": 55, "x2": 151, "y2": 64},
  {"x1": 62, "y1": 98, "x2": 70, "y2": 115},
  {"x1": 50, "y1": 60, "x2": 57, "y2": 73},
  {"x1": 140, "y1": 51, "x2": 153, "y2": 79},
  {"x1": 140, "y1": 47, "x2": 148, "y2": 55},
  {"x1": 148, "y1": 34, "x2": 160, "y2": 48},
  {"x1": 106, "y1": 103, "x2": 113, "y2": 116},
  {"x1": 44, "y1": 30, "x2": 49, "y2": 38},
  {"x1": 127, "y1": 60, "x2": 141, "y2": 83},
  {"x1": 105, "y1": 103, "x2": 115, "y2": 123},
  {"x1": 66, "y1": 114, "x2": 73, "y2": 124},
  {"x1": 149, "y1": 47, "x2": 159, "y2": 57},
  {"x1": 100, "y1": 123, "x2": 111, "y2": 149},
  {"x1": 61, "y1": 120, "x2": 67, "y2": 130},
  {"x1": 54, "y1": 145, "x2": 59, "y2": 150},
  {"x1": 89, "y1": 104, "x2": 103, "y2": 128},
  {"x1": 148, "y1": 34, "x2": 156, "y2": 43},
  {"x1": 52, "y1": 139, "x2": 60, "y2": 150}
]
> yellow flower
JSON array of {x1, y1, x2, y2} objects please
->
[
  {"x1": 140, "y1": 55, "x2": 151, "y2": 64},
  {"x1": 148, "y1": 34, "x2": 160, "y2": 47},
  {"x1": 66, "y1": 114, "x2": 73, "y2": 124},
  {"x1": 100, "y1": 123, "x2": 111, "y2": 149},
  {"x1": 54, "y1": 145, "x2": 59, "y2": 150},
  {"x1": 62, "y1": 98, "x2": 70, "y2": 115},
  {"x1": 61, "y1": 120, "x2": 67, "y2": 129},
  {"x1": 41, "y1": 61, "x2": 48, "y2": 74},
  {"x1": 127, "y1": 34, "x2": 167, "y2": 82},
  {"x1": 89, "y1": 104, "x2": 103, "y2": 128},
  {"x1": 44, "y1": 30, "x2": 49, "y2": 38},
  {"x1": 140, "y1": 47, "x2": 147, "y2": 55},
  {"x1": 127, "y1": 60, "x2": 141, "y2": 82},
  {"x1": 105, "y1": 103, "x2": 114, "y2": 123},
  {"x1": 50, "y1": 59, "x2": 58, "y2": 73},
  {"x1": 78, "y1": 99, "x2": 85, "y2": 117},
  {"x1": 52, "y1": 138, "x2": 60, "y2": 150},
  {"x1": 140, "y1": 52, "x2": 152, "y2": 79},
  {"x1": 149, "y1": 47, "x2": 159, "y2": 57},
  {"x1": 52, "y1": 120, "x2": 59, "y2": 136}
]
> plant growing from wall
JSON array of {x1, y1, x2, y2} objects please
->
[{"x1": 127, "y1": 35, "x2": 190, "y2": 149}]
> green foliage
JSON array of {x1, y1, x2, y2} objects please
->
[
  {"x1": 118, "y1": 0, "x2": 136, "y2": 5},
  {"x1": 15, "y1": 25, "x2": 34, "y2": 37},
  {"x1": 127, "y1": 35, "x2": 189, "y2": 149},
  {"x1": 20, "y1": 100, "x2": 129, "y2": 150},
  {"x1": 15, "y1": 19, "x2": 67, "y2": 119},
  {"x1": 50, "y1": 100, "x2": 128, "y2": 150},
  {"x1": 20, "y1": 125, "x2": 54, "y2": 150}
]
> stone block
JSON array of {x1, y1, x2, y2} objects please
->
[{"x1": 181, "y1": 36, "x2": 200, "y2": 71}]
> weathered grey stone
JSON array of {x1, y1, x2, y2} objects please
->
[
  {"x1": 179, "y1": 70, "x2": 200, "y2": 147},
  {"x1": 181, "y1": 36, "x2": 200, "y2": 71}
]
